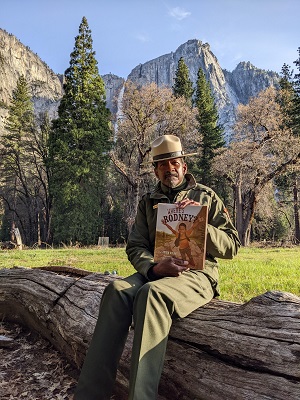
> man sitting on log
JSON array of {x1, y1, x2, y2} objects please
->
[{"x1": 74, "y1": 134, "x2": 241, "y2": 400}]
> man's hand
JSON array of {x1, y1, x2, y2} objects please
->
[
  {"x1": 152, "y1": 257, "x2": 190, "y2": 277},
  {"x1": 176, "y1": 199, "x2": 201, "y2": 208}
]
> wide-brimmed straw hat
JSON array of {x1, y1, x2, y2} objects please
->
[{"x1": 142, "y1": 135, "x2": 197, "y2": 165}]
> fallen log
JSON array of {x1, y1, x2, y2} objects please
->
[{"x1": 0, "y1": 267, "x2": 299, "y2": 400}]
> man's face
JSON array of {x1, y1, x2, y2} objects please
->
[{"x1": 154, "y1": 158, "x2": 187, "y2": 188}]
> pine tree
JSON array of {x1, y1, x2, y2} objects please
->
[
  {"x1": 49, "y1": 17, "x2": 112, "y2": 245},
  {"x1": 278, "y1": 63, "x2": 294, "y2": 128},
  {"x1": 291, "y1": 50, "x2": 300, "y2": 243},
  {"x1": 193, "y1": 67, "x2": 225, "y2": 186},
  {"x1": 293, "y1": 48, "x2": 300, "y2": 135},
  {"x1": 172, "y1": 57, "x2": 194, "y2": 104},
  {"x1": 274, "y1": 61, "x2": 300, "y2": 244},
  {"x1": 0, "y1": 75, "x2": 38, "y2": 244},
  {"x1": 4, "y1": 75, "x2": 34, "y2": 136}
]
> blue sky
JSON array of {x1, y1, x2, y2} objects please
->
[{"x1": 1, "y1": 0, "x2": 299, "y2": 78}]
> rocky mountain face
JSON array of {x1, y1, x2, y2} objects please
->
[
  {"x1": 223, "y1": 61, "x2": 280, "y2": 104},
  {"x1": 111, "y1": 39, "x2": 280, "y2": 138},
  {"x1": 102, "y1": 74, "x2": 125, "y2": 115},
  {"x1": 0, "y1": 28, "x2": 63, "y2": 132},
  {"x1": 0, "y1": 30, "x2": 279, "y2": 140}
]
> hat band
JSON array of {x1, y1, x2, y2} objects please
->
[{"x1": 153, "y1": 151, "x2": 184, "y2": 161}]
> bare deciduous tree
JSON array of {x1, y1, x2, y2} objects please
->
[
  {"x1": 110, "y1": 81, "x2": 199, "y2": 231},
  {"x1": 213, "y1": 87, "x2": 300, "y2": 246}
]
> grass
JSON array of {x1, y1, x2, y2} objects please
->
[
  {"x1": 1, "y1": 245, "x2": 299, "y2": 303},
  {"x1": 0, "y1": 247, "x2": 134, "y2": 276},
  {"x1": 219, "y1": 246, "x2": 300, "y2": 302}
]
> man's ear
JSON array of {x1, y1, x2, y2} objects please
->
[
  {"x1": 183, "y1": 162, "x2": 188, "y2": 174},
  {"x1": 154, "y1": 167, "x2": 159, "y2": 179}
]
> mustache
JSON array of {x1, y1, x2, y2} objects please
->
[{"x1": 164, "y1": 172, "x2": 178, "y2": 179}]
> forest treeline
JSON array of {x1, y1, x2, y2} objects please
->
[{"x1": 0, "y1": 17, "x2": 299, "y2": 248}]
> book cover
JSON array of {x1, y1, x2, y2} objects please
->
[{"x1": 154, "y1": 203, "x2": 208, "y2": 270}]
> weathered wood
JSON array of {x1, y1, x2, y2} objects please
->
[{"x1": 0, "y1": 267, "x2": 299, "y2": 400}]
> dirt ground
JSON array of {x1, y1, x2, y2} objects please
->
[{"x1": 0, "y1": 321, "x2": 79, "y2": 399}]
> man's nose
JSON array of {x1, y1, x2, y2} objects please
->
[{"x1": 165, "y1": 161, "x2": 175, "y2": 170}]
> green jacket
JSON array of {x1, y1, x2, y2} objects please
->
[{"x1": 126, "y1": 174, "x2": 241, "y2": 294}]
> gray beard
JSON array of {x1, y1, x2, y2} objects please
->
[{"x1": 164, "y1": 175, "x2": 183, "y2": 188}]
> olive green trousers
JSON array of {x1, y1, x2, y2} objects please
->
[{"x1": 74, "y1": 270, "x2": 215, "y2": 400}]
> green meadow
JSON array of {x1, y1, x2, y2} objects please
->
[
  {"x1": 0, "y1": 246, "x2": 299, "y2": 303},
  {"x1": 218, "y1": 246, "x2": 300, "y2": 302}
]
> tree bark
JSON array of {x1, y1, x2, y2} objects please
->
[
  {"x1": 0, "y1": 267, "x2": 299, "y2": 400},
  {"x1": 293, "y1": 177, "x2": 300, "y2": 243}
]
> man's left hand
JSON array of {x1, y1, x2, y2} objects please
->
[{"x1": 175, "y1": 199, "x2": 200, "y2": 208}]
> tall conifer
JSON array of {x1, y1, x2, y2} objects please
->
[
  {"x1": 276, "y1": 64, "x2": 297, "y2": 206},
  {"x1": 278, "y1": 63, "x2": 296, "y2": 129},
  {"x1": 293, "y1": 48, "x2": 300, "y2": 134},
  {"x1": 4, "y1": 75, "x2": 34, "y2": 136},
  {"x1": 292, "y1": 49, "x2": 300, "y2": 242},
  {"x1": 49, "y1": 17, "x2": 112, "y2": 245},
  {"x1": 1, "y1": 75, "x2": 43, "y2": 244},
  {"x1": 1, "y1": 75, "x2": 34, "y2": 240},
  {"x1": 172, "y1": 57, "x2": 194, "y2": 104},
  {"x1": 193, "y1": 67, "x2": 224, "y2": 186}
]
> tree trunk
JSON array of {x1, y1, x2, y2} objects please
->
[
  {"x1": 11, "y1": 227, "x2": 23, "y2": 250},
  {"x1": 234, "y1": 181, "x2": 243, "y2": 236},
  {"x1": 236, "y1": 187, "x2": 258, "y2": 246},
  {"x1": 293, "y1": 177, "x2": 300, "y2": 243},
  {"x1": 0, "y1": 267, "x2": 299, "y2": 400},
  {"x1": 124, "y1": 182, "x2": 140, "y2": 233}
]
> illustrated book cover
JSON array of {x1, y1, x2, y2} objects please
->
[{"x1": 154, "y1": 203, "x2": 208, "y2": 270}]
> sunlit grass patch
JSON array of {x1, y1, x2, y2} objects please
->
[{"x1": 1, "y1": 245, "x2": 299, "y2": 303}]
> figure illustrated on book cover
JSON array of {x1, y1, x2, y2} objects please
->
[{"x1": 154, "y1": 203, "x2": 208, "y2": 270}]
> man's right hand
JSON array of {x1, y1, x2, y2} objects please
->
[{"x1": 152, "y1": 257, "x2": 190, "y2": 277}]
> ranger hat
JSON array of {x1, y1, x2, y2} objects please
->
[{"x1": 143, "y1": 135, "x2": 197, "y2": 165}]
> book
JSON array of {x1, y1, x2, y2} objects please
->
[{"x1": 154, "y1": 203, "x2": 208, "y2": 270}]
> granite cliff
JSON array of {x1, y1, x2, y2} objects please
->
[
  {"x1": 0, "y1": 28, "x2": 63, "y2": 131},
  {"x1": 112, "y1": 39, "x2": 280, "y2": 138},
  {"x1": 0, "y1": 30, "x2": 279, "y2": 139}
]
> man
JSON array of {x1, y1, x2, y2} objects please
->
[{"x1": 75, "y1": 135, "x2": 241, "y2": 400}]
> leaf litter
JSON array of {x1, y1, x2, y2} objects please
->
[{"x1": 0, "y1": 321, "x2": 79, "y2": 399}]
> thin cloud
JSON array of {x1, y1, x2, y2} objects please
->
[
  {"x1": 135, "y1": 33, "x2": 150, "y2": 43},
  {"x1": 169, "y1": 7, "x2": 191, "y2": 21},
  {"x1": 233, "y1": 53, "x2": 243, "y2": 63}
]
